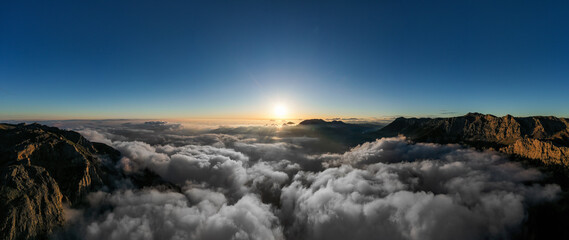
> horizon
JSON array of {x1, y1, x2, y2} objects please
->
[
  {"x1": 2, "y1": 1, "x2": 569, "y2": 120},
  {"x1": 2, "y1": 111, "x2": 568, "y2": 128}
]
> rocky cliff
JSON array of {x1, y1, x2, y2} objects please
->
[
  {"x1": 376, "y1": 113, "x2": 569, "y2": 167},
  {"x1": 0, "y1": 165, "x2": 64, "y2": 240},
  {"x1": 0, "y1": 123, "x2": 120, "y2": 240}
]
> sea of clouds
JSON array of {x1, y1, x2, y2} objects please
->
[{"x1": 54, "y1": 120, "x2": 560, "y2": 240}]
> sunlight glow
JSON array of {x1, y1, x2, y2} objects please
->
[{"x1": 273, "y1": 103, "x2": 287, "y2": 119}]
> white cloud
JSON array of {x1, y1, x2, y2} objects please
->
[
  {"x1": 62, "y1": 125, "x2": 562, "y2": 240},
  {"x1": 81, "y1": 189, "x2": 283, "y2": 240},
  {"x1": 280, "y1": 138, "x2": 560, "y2": 240}
]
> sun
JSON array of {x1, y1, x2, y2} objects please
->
[{"x1": 273, "y1": 103, "x2": 287, "y2": 119}]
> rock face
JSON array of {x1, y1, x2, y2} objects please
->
[
  {"x1": 502, "y1": 139, "x2": 569, "y2": 166},
  {"x1": 0, "y1": 165, "x2": 64, "y2": 240},
  {"x1": 376, "y1": 113, "x2": 569, "y2": 167},
  {"x1": 0, "y1": 123, "x2": 120, "y2": 240}
]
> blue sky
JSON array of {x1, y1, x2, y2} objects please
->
[{"x1": 1, "y1": 0, "x2": 568, "y2": 120}]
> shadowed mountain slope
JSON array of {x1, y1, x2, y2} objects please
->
[{"x1": 288, "y1": 119, "x2": 383, "y2": 152}]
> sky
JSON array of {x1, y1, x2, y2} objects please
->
[{"x1": 1, "y1": 0, "x2": 568, "y2": 120}]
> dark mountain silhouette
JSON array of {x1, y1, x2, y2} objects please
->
[
  {"x1": 298, "y1": 119, "x2": 330, "y2": 125},
  {"x1": 289, "y1": 119, "x2": 383, "y2": 152}
]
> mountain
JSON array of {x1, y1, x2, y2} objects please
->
[
  {"x1": 0, "y1": 123, "x2": 120, "y2": 240},
  {"x1": 375, "y1": 112, "x2": 569, "y2": 167},
  {"x1": 291, "y1": 119, "x2": 384, "y2": 152},
  {"x1": 298, "y1": 119, "x2": 331, "y2": 125}
]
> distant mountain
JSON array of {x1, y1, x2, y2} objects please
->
[
  {"x1": 375, "y1": 112, "x2": 569, "y2": 167},
  {"x1": 290, "y1": 119, "x2": 383, "y2": 152},
  {"x1": 299, "y1": 119, "x2": 347, "y2": 126},
  {"x1": 0, "y1": 123, "x2": 121, "y2": 240},
  {"x1": 298, "y1": 119, "x2": 329, "y2": 125}
]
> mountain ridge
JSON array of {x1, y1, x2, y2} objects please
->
[{"x1": 375, "y1": 112, "x2": 569, "y2": 167}]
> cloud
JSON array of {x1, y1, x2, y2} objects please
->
[
  {"x1": 77, "y1": 129, "x2": 114, "y2": 145},
  {"x1": 109, "y1": 140, "x2": 296, "y2": 199},
  {"x1": 112, "y1": 141, "x2": 250, "y2": 197},
  {"x1": 280, "y1": 138, "x2": 560, "y2": 240},
  {"x1": 320, "y1": 136, "x2": 460, "y2": 167},
  {"x1": 58, "y1": 122, "x2": 562, "y2": 240},
  {"x1": 77, "y1": 189, "x2": 283, "y2": 240}
]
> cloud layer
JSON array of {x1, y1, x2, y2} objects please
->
[
  {"x1": 78, "y1": 189, "x2": 283, "y2": 240},
  {"x1": 59, "y1": 121, "x2": 561, "y2": 240}
]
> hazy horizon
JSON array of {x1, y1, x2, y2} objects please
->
[{"x1": 2, "y1": 111, "x2": 568, "y2": 123}]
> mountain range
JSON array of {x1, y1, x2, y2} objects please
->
[{"x1": 375, "y1": 112, "x2": 569, "y2": 167}]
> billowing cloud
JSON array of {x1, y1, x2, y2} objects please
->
[
  {"x1": 280, "y1": 139, "x2": 559, "y2": 240},
  {"x1": 77, "y1": 189, "x2": 283, "y2": 240},
  {"x1": 57, "y1": 122, "x2": 562, "y2": 240},
  {"x1": 77, "y1": 129, "x2": 114, "y2": 145},
  {"x1": 320, "y1": 136, "x2": 460, "y2": 167},
  {"x1": 112, "y1": 141, "x2": 250, "y2": 196}
]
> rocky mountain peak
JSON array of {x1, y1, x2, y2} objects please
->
[{"x1": 0, "y1": 123, "x2": 120, "y2": 239}]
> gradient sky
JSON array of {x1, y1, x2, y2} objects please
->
[{"x1": 1, "y1": 0, "x2": 568, "y2": 120}]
